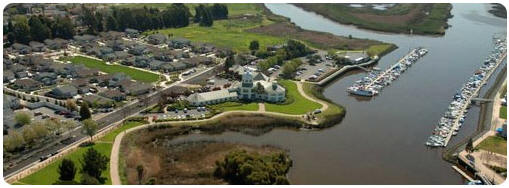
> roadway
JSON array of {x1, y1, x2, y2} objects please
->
[{"x1": 3, "y1": 62, "x2": 223, "y2": 179}]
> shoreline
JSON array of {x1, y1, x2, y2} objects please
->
[
  {"x1": 292, "y1": 3, "x2": 453, "y2": 36},
  {"x1": 443, "y1": 63, "x2": 507, "y2": 163}
]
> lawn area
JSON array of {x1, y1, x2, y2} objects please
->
[
  {"x1": 476, "y1": 136, "x2": 507, "y2": 155},
  {"x1": 500, "y1": 106, "x2": 507, "y2": 119},
  {"x1": 265, "y1": 80, "x2": 322, "y2": 115},
  {"x1": 153, "y1": 19, "x2": 285, "y2": 53},
  {"x1": 17, "y1": 143, "x2": 113, "y2": 185},
  {"x1": 210, "y1": 101, "x2": 259, "y2": 112},
  {"x1": 15, "y1": 121, "x2": 145, "y2": 185},
  {"x1": 63, "y1": 56, "x2": 160, "y2": 83},
  {"x1": 366, "y1": 44, "x2": 398, "y2": 57}
]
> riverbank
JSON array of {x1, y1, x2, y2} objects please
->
[
  {"x1": 293, "y1": 3, "x2": 453, "y2": 35},
  {"x1": 121, "y1": 140, "x2": 288, "y2": 184},
  {"x1": 443, "y1": 64, "x2": 507, "y2": 163}
]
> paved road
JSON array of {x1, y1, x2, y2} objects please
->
[{"x1": 3, "y1": 63, "x2": 223, "y2": 179}]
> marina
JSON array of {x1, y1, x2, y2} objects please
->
[
  {"x1": 426, "y1": 37, "x2": 507, "y2": 147},
  {"x1": 347, "y1": 47, "x2": 428, "y2": 97}
]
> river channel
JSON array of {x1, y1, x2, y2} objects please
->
[{"x1": 168, "y1": 4, "x2": 507, "y2": 184}]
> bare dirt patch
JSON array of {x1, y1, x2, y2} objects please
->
[{"x1": 351, "y1": 5, "x2": 422, "y2": 24}]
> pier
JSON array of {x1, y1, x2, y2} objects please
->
[
  {"x1": 347, "y1": 48, "x2": 428, "y2": 97},
  {"x1": 442, "y1": 52, "x2": 506, "y2": 147}
]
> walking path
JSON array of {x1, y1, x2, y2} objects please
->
[
  {"x1": 110, "y1": 81, "x2": 330, "y2": 184},
  {"x1": 258, "y1": 103, "x2": 265, "y2": 112}
]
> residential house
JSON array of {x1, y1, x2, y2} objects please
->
[
  {"x1": 168, "y1": 37, "x2": 191, "y2": 49},
  {"x1": 29, "y1": 41, "x2": 47, "y2": 52},
  {"x1": 34, "y1": 72, "x2": 58, "y2": 86},
  {"x1": 4, "y1": 70, "x2": 15, "y2": 83},
  {"x1": 125, "y1": 28, "x2": 139, "y2": 38},
  {"x1": 83, "y1": 94, "x2": 114, "y2": 108},
  {"x1": 12, "y1": 78, "x2": 42, "y2": 92},
  {"x1": 99, "y1": 89, "x2": 126, "y2": 102},
  {"x1": 147, "y1": 34, "x2": 167, "y2": 45},
  {"x1": 49, "y1": 85, "x2": 78, "y2": 99}
]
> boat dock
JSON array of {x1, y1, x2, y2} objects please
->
[
  {"x1": 452, "y1": 165, "x2": 474, "y2": 182},
  {"x1": 347, "y1": 47, "x2": 428, "y2": 97},
  {"x1": 443, "y1": 51, "x2": 506, "y2": 147},
  {"x1": 426, "y1": 38, "x2": 506, "y2": 147}
]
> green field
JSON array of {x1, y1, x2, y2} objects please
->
[
  {"x1": 16, "y1": 121, "x2": 145, "y2": 185},
  {"x1": 17, "y1": 143, "x2": 113, "y2": 185},
  {"x1": 63, "y1": 56, "x2": 160, "y2": 83},
  {"x1": 476, "y1": 136, "x2": 507, "y2": 156},
  {"x1": 500, "y1": 106, "x2": 507, "y2": 119},
  {"x1": 152, "y1": 18, "x2": 285, "y2": 53},
  {"x1": 210, "y1": 101, "x2": 259, "y2": 112},
  {"x1": 265, "y1": 80, "x2": 322, "y2": 115}
]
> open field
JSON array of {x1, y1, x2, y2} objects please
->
[
  {"x1": 210, "y1": 101, "x2": 259, "y2": 112},
  {"x1": 63, "y1": 56, "x2": 160, "y2": 83},
  {"x1": 293, "y1": 3, "x2": 452, "y2": 35},
  {"x1": 150, "y1": 4, "x2": 395, "y2": 54},
  {"x1": 265, "y1": 80, "x2": 322, "y2": 115},
  {"x1": 15, "y1": 121, "x2": 145, "y2": 185},
  {"x1": 153, "y1": 18, "x2": 285, "y2": 53},
  {"x1": 476, "y1": 136, "x2": 507, "y2": 155}
]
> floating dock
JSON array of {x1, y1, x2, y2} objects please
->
[{"x1": 347, "y1": 47, "x2": 428, "y2": 97}]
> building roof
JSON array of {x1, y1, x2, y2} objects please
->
[{"x1": 187, "y1": 89, "x2": 238, "y2": 103}]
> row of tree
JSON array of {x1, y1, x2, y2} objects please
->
[
  {"x1": 4, "y1": 118, "x2": 77, "y2": 152},
  {"x1": 257, "y1": 39, "x2": 313, "y2": 72},
  {"x1": 5, "y1": 15, "x2": 75, "y2": 44},
  {"x1": 193, "y1": 4, "x2": 229, "y2": 27}
]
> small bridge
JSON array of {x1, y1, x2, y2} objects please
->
[
  {"x1": 471, "y1": 98, "x2": 494, "y2": 103},
  {"x1": 352, "y1": 65, "x2": 370, "y2": 72}
]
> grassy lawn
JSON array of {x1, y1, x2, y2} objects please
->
[
  {"x1": 17, "y1": 143, "x2": 113, "y2": 185},
  {"x1": 302, "y1": 82, "x2": 345, "y2": 121},
  {"x1": 210, "y1": 101, "x2": 259, "y2": 112},
  {"x1": 153, "y1": 19, "x2": 285, "y2": 53},
  {"x1": 15, "y1": 121, "x2": 146, "y2": 185},
  {"x1": 63, "y1": 56, "x2": 159, "y2": 83},
  {"x1": 366, "y1": 44, "x2": 398, "y2": 57},
  {"x1": 265, "y1": 80, "x2": 322, "y2": 115},
  {"x1": 476, "y1": 136, "x2": 507, "y2": 156},
  {"x1": 500, "y1": 106, "x2": 507, "y2": 119}
]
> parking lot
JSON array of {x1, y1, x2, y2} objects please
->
[
  {"x1": 146, "y1": 108, "x2": 210, "y2": 120},
  {"x1": 295, "y1": 59, "x2": 336, "y2": 81}
]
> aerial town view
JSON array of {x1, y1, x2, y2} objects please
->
[{"x1": 1, "y1": 2, "x2": 507, "y2": 186}]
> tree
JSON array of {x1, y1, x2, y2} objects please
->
[
  {"x1": 199, "y1": 5, "x2": 213, "y2": 27},
  {"x1": 12, "y1": 17, "x2": 31, "y2": 44},
  {"x1": 281, "y1": 59, "x2": 303, "y2": 79},
  {"x1": 193, "y1": 5, "x2": 203, "y2": 23},
  {"x1": 255, "y1": 82, "x2": 265, "y2": 94},
  {"x1": 105, "y1": 15, "x2": 118, "y2": 31},
  {"x1": 82, "y1": 119, "x2": 98, "y2": 141},
  {"x1": 58, "y1": 159, "x2": 77, "y2": 181},
  {"x1": 52, "y1": 16, "x2": 75, "y2": 39},
  {"x1": 15, "y1": 111, "x2": 32, "y2": 126},
  {"x1": 136, "y1": 165, "x2": 144, "y2": 185},
  {"x1": 224, "y1": 54, "x2": 235, "y2": 71},
  {"x1": 80, "y1": 148, "x2": 109, "y2": 184},
  {"x1": 80, "y1": 174, "x2": 100, "y2": 185},
  {"x1": 249, "y1": 40, "x2": 260, "y2": 52},
  {"x1": 66, "y1": 99, "x2": 78, "y2": 111},
  {"x1": 466, "y1": 138, "x2": 474, "y2": 153},
  {"x1": 80, "y1": 103, "x2": 91, "y2": 121},
  {"x1": 29, "y1": 16, "x2": 51, "y2": 42},
  {"x1": 210, "y1": 4, "x2": 228, "y2": 19},
  {"x1": 3, "y1": 131, "x2": 25, "y2": 152}
]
